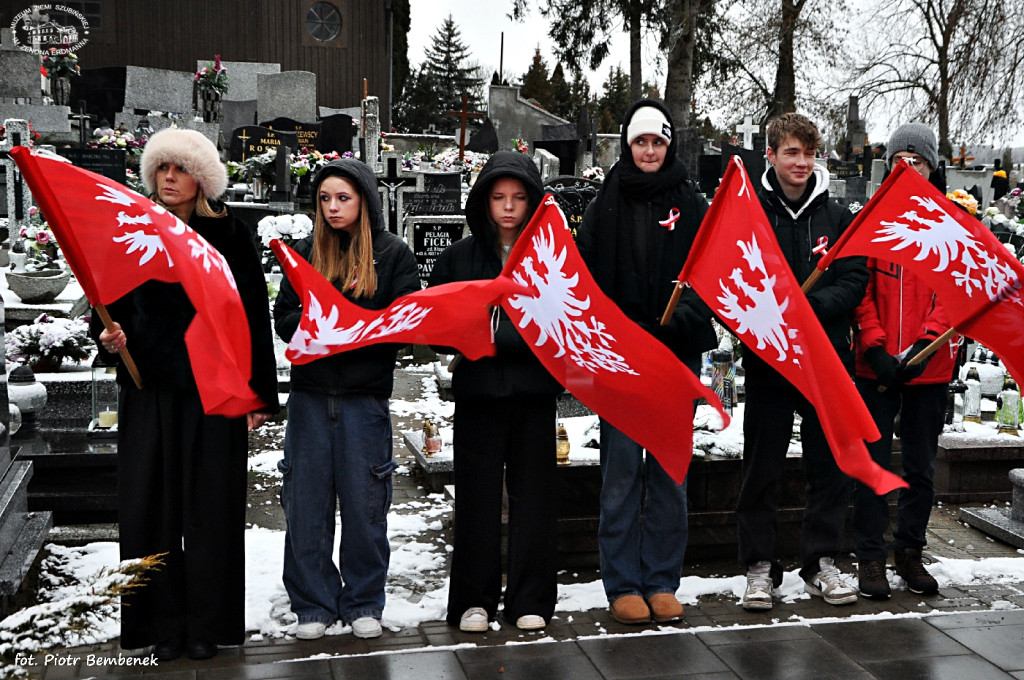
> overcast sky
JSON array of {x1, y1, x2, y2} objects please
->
[{"x1": 407, "y1": 0, "x2": 640, "y2": 93}]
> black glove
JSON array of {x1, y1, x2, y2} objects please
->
[
  {"x1": 865, "y1": 346, "x2": 900, "y2": 388},
  {"x1": 898, "y1": 338, "x2": 934, "y2": 383}
]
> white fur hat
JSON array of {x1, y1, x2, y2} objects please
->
[{"x1": 140, "y1": 128, "x2": 227, "y2": 199}]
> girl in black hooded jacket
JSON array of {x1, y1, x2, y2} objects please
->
[{"x1": 428, "y1": 151, "x2": 563, "y2": 632}]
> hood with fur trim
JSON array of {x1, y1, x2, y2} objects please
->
[
  {"x1": 310, "y1": 158, "x2": 385, "y2": 233},
  {"x1": 140, "y1": 128, "x2": 227, "y2": 200}
]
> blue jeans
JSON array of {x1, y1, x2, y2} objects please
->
[
  {"x1": 598, "y1": 419, "x2": 689, "y2": 602},
  {"x1": 279, "y1": 391, "x2": 397, "y2": 625}
]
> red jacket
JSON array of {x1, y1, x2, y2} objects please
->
[{"x1": 854, "y1": 258, "x2": 959, "y2": 385}]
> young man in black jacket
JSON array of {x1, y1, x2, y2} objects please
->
[{"x1": 737, "y1": 113, "x2": 868, "y2": 611}]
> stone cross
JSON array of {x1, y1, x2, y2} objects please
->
[
  {"x1": 736, "y1": 117, "x2": 759, "y2": 151},
  {"x1": 362, "y1": 95, "x2": 381, "y2": 172},
  {"x1": 445, "y1": 94, "x2": 483, "y2": 161},
  {"x1": 0, "y1": 119, "x2": 35, "y2": 238},
  {"x1": 376, "y1": 154, "x2": 424, "y2": 237}
]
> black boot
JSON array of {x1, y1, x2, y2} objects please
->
[
  {"x1": 857, "y1": 559, "x2": 891, "y2": 599},
  {"x1": 894, "y1": 548, "x2": 938, "y2": 595}
]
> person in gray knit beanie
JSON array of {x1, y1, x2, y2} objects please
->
[{"x1": 887, "y1": 123, "x2": 939, "y2": 172}]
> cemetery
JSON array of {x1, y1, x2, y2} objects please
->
[{"x1": 0, "y1": 9, "x2": 1023, "y2": 672}]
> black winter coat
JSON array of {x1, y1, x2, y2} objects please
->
[
  {"x1": 427, "y1": 151, "x2": 562, "y2": 399},
  {"x1": 746, "y1": 167, "x2": 868, "y2": 382},
  {"x1": 273, "y1": 159, "x2": 420, "y2": 398},
  {"x1": 92, "y1": 206, "x2": 280, "y2": 413}
]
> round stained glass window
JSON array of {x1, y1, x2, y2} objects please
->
[{"x1": 306, "y1": 2, "x2": 341, "y2": 42}]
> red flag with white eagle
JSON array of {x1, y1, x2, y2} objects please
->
[
  {"x1": 270, "y1": 239, "x2": 522, "y2": 363},
  {"x1": 10, "y1": 146, "x2": 262, "y2": 417},
  {"x1": 678, "y1": 156, "x2": 905, "y2": 495},
  {"x1": 817, "y1": 160, "x2": 1024, "y2": 390},
  {"x1": 498, "y1": 195, "x2": 728, "y2": 484}
]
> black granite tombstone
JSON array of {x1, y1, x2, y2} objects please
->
[
  {"x1": 536, "y1": 123, "x2": 581, "y2": 176},
  {"x1": 409, "y1": 217, "x2": 466, "y2": 283},
  {"x1": 317, "y1": 113, "x2": 356, "y2": 155},
  {"x1": 698, "y1": 154, "x2": 722, "y2": 197},
  {"x1": 229, "y1": 126, "x2": 298, "y2": 163},
  {"x1": 544, "y1": 176, "x2": 601, "y2": 240},
  {"x1": 721, "y1": 142, "x2": 765, "y2": 184},
  {"x1": 466, "y1": 117, "x2": 499, "y2": 154},
  {"x1": 260, "y1": 117, "x2": 321, "y2": 152},
  {"x1": 58, "y1": 148, "x2": 127, "y2": 186},
  {"x1": 405, "y1": 172, "x2": 462, "y2": 216}
]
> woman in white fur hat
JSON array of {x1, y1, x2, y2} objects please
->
[{"x1": 95, "y1": 127, "x2": 280, "y2": 661}]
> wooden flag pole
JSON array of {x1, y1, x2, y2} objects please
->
[
  {"x1": 660, "y1": 281, "x2": 687, "y2": 326},
  {"x1": 905, "y1": 327, "x2": 958, "y2": 367},
  {"x1": 801, "y1": 267, "x2": 823, "y2": 293},
  {"x1": 94, "y1": 302, "x2": 143, "y2": 390}
]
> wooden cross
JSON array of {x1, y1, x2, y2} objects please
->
[
  {"x1": 445, "y1": 93, "x2": 483, "y2": 161},
  {"x1": 736, "y1": 116, "x2": 759, "y2": 151}
]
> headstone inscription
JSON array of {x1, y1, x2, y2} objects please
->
[
  {"x1": 404, "y1": 172, "x2": 461, "y2": 216},
  {"x1": 260, "y1": 117, "x2": 321, "y2": 152},
  {"x1": 543, "y1": 176, "x2": 601, "y2": 239},
  {"x1": 229, "y1": 126, "x2": 298, "y2": 163},
  {"x1": 58, "y1": 148, "x2": 128, "y2": 186},
  {"x1": 407, "y1": 215, "x2": 466, "y2": 284}
]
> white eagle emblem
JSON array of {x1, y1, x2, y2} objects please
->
[
  {"x1": 291, "y1": 292, "x2": 431, "y2": 356},
  {"x1": 716, "y1": 234, "x2": 799, "y2": 364},
  {"x1": 507, "y1": 207, "x2": 637, "y2": 375},
  {"x1": 874, "y1": 195, "x2": 1022, "y2": 304}
]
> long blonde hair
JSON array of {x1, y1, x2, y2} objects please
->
[{"x1": 310, "y1": 189, "x2": 377, "y2": 299}]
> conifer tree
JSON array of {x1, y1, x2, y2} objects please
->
[
  {"x1": 422, "y1": 14, "x2": 483, "y2": 134},
  {"x1": 597, "y1": 65, "x2": 631, "y2": 133},
  {"x1": 521, "y1": 48, "x2": 552, "y2": 108},
  {"x1": 548, "y1": 62, "x2": 573, "y2": 119}
]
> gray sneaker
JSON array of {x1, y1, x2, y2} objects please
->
[
  {"x1": 804, "y1": 557, "x2": 858, "y2": 605},
  {"x1": 742, "y1": 560, "x2": 774, "y2": 611}
]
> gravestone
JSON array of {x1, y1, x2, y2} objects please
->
[
  {"x1": 257, "y1": 71, "x2": 316, "y2": 128},
  {"x1": 960, "y1": 469, "x2": 1024, "y2": 548},
  {"x1": 200, "y1": 61, "x2": 279, "y2": 102},
  {"x1": 229, "y1": 125, "x2": 298, "y2": 163},
  {"x1": 698, "y1": 154, "x2": 722, "y2": 196},
  {"x1": 363, "y1": 96, "x2": 381, "y2": 170},
  {"x1": 466, "y1": 117, "x2": 499, "y2": 154},
  {"x1": 260, "y1": 117, "x2": 321, "y2": 151},
  {"x1": 58, "y1": 148, "x2": 127, "y2": 185},
  {"x1": 845, "y1": 176, "x2": 868, "y2": 206},
  {"x1": 318, "y1": 113, "x2": 355, "y2": 154},
  {"x1": 122, "y1": 66, "x2": 193, "y2": 116},
  {"x1": 535, "y1": 123, "x2": 581, "y2": 177},
  {"x1": 405, "y1": 172, "x2": 461, "y2": 216},
  {"x1": 534, "y1": 148, "x2": 560, "y2": 184},
  {"x1": 544, "y1": 176, "x2": 601, "y2": 239},
  {"x1": 0, "y1": 28, "x2": 40, "y2": 103},
  {"x1": 844, "y1": 95, "x2": 868, "y2": 159},
  {"x1": 267, "y1": 144, "x2": 293, "y2": 207},
  {"x1": 376, "y1": 154, "x2": 424, "y2": 235},
  {"x1": 220, "y1": 99, "x2": 256, "y2": 142},
  {"x1": 721, "y1": 142, "x2": 765, "y2": 184},
  {"x1": 406, "y1": 215, "x2": 466, "y2": 283},
  {"x1": 736, "y1": 116, "x2": 759, "y2": 150},
  {"x1": 1, "y1": 119, "x2": 34, "y2": 233}
]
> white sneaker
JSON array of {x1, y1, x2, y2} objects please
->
[
  {"x1": 804, "y1": 557, "x2": 858, "y2": 605},
  {"x1": 351, "y1": 616, "x2": 382, "y2": 639},
  {"x1": 515, "y1": 614, "x2": 546, "y2": 630},
  {"x1": 742, "y1": 560, "x2": 774, "y2": 611},
  {"x1": 295, "y1": 621, "x2": 326, "y2": 640},
  {"x1": 459, "y1": 606, "x2": 489, "y2": 632}
]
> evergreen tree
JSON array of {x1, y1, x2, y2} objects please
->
[
  {"x1": 549, "y1": 62, "x2": 573, "y2": 119},
  {"x1": 423, "y1": 14, "x2": 483, "y2": 134},
  {"x1": 390, "y1": 0, "x2": 411, "y2": 129},
  {"x1": 597, "y1": 65, "x2": 631, "y2": 133},
  {"x1": 392, "y1": 66, "x2": 441, "y2": 134},
  {"x1": 569, "y1": 68, "x2": 594, "y2": 124},
  {"x1": 521, "y1": 48, "x2": 552, "y2": 108}
]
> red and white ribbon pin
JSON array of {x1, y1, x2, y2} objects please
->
[
  {"x1": 812, "y1": 236, "x2": 829, "y2": 256},
  {"x1": 659, "y1": 207, "x2": 680, "y2": 231}
]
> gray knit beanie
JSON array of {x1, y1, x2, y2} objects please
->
[{"x1": 887, "y1": 123, "x2": 939, "y2": 172}]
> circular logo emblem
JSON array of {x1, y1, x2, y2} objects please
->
[{"x1": 10, "y1": 5, "x2": 90, "y2": 55}]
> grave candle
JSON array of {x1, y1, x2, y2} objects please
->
[
  {"x1": 964, "y1": 366, "x2": 982, "y2": 423},
  {"x1": 98, "y1": 410, "x2": 118, "y2": 428}
]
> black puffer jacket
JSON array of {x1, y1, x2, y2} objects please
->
[
  {"x1": 92, "y1": 205, "x2": 280, "y2": 414},
  {"x1": 273, "y1": 159, "x2": 420, "y2": 398},
  {"x1": 576, "y1": 98, "x2": 717, "y2": 362},
  {"x1": 427, "y1": 151, "x2": 562, "y2": 399},
  {"x1": 745, "y1": 165, "x2": 868, "y2": 382}
]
